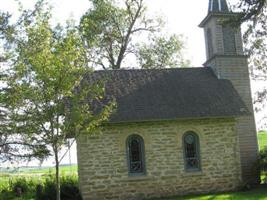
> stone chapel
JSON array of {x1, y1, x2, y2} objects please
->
[{"x1": 76, "y1": 0, "x2": 259, "y2": 199}]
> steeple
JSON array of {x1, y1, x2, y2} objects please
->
[
  {"x1": 208, "y1": 0, "x2": 229, "y2": 13},
  {"x1": 199, "y1": 0, "x2": 243, "y2": 60},
  {"x1": 199, "y1": 0, "x2": 259, "y2": 185}
]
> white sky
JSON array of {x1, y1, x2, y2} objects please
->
[{"x1": 0, "y1": 0, "x2": 266, "y2": 167}]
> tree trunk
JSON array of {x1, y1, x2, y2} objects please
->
[{"x1": 55, "y1": 149, "x2": 60, "y2": 200}]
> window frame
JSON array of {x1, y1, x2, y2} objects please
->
[
  {"x1": 126, "y1": 134, "x2": 146, "y2": 176},
  {"x1": 182, "y1": 131, "x2": 201, "y2": 172}
]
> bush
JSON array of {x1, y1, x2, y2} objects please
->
[
  {"x1": 0, "y1": 174, "x2": 81, "y2": 200},
  {"x1": 61, "y1": 176, "x2": 81, "y2": 200},
  {"x1": 259, "y1": 147, "x2": 267, "y2": 172},
  {"x1": 11, "y1": 178, "x2": 28, "y2": 197},
  {"x1": 36, "y1": 176, "x2": 57, "y2": 200},
  {"x1": 0, "y1": 177, "x2": 36, "y2": 199},
  {"x1": 36, "y1": 175, "x2": 82, "y2": 200}
]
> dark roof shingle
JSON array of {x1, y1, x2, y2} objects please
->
[{"x1": 84, "y1": 67, "x2": 249, "y2": 123}]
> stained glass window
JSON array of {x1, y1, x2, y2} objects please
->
[
  {"x1": 183, "y1": 132, "x2": 201, "y2": 171},
  {"x1": 127, "y1": 135, "x2": 145, "y2": 175}
]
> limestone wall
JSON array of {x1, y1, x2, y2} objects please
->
[
  {"x1": 77, "y1": 118, "x2": 242, "y2": 200},
  {"x1": 205, "y1": 56, "x2": 259, "y2": 183}
]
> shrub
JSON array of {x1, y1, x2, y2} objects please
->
[
  {"x1": 0, "y1": 174, "x2": 81, "y2": 200},
  {"x1": 11, "y1": 178, "x2": 29, "y2": 196},
  {"x1": 259, "y1": 147, "x2": 267, "y2": 172},
  {"x1": 37, "y1": 177, "x2": 57, "y2": 200},
  {"x1": 36, "y1": 175, "x2": 82, "y2": 200},
  {"x1": 61, "y1": 176, "x2": 81, "y2": 200}
]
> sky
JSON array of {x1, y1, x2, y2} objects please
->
[
  {"x1": 0, "y1": 0, "x2": 266, "y2": 167},
  {"x1": 1, "y1": 0, "x2": 210, "y2": 66}
]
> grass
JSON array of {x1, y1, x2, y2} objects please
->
[{"x1": 148, "y1": 188, "x2": 267, "y2": 200}]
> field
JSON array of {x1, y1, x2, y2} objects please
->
[{"x1": 0, "y1": 164, "x2": 77, "y2": 175}]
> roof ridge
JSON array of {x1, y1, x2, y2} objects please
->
[{"x1": 94, "y1": 67, "x2": 206, "y2": 73}]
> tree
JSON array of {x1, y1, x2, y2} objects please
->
[
  {"x1": 137, "y1": 34, "x2": 190, "y2": 69},
  {"x1": 1, "y1": 2, "x2": 114, "y2": 200},
  {"x1": 233, "y1": 0, "x2": 267, "y2": 129},
  {"x1": 80, "y1": 0, "x2": 189, "y2": 69},
  {"x1": 0, "y1": 81, "x2": 49, "y2": 163},
  {"x1": 234, "y1": 0, "x2": 267, "y2": 79},
  {"x1": 0, "y1": 1, "x2": 49, "y2": 163}
]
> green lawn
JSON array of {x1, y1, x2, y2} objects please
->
[
  {"x1": 258, "y1": 131, "x2": 267, "y2": 150},
  {"x1": 148, "y1": 188, "x2": 267, "y2": 200}
]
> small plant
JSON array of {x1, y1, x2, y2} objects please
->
[{"x1": 11, "y1": 178, "x2": 28, "y2": 197}]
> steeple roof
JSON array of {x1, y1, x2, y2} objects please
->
[{"x1": 208, "y1": 0, "x2": 229, "y2": 13}]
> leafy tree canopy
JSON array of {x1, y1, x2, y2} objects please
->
[
  {"x1": 80, "y1": 0, "x2": 190, "y2": 69},
  {"x1": 233, "y1": 0, "x2": 267, "y2": 128},
  {"x1": 0, "y1": 1, "x2": 114, "y2": 199}
]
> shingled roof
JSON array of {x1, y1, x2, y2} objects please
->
[{"x1": 83, "y1": 67, "x2": 249, "y2": 123}]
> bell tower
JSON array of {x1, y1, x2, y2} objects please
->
[{"x1": 200, "y1": 0, "x2": 259, "y2": 184}]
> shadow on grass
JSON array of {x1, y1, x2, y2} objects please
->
[{"x1": 147, "y1": 187, "x2": 267, "y2": 200}]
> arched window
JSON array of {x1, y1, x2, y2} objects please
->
[
  {"x1": 126, "y1": 134, "x2": 146, "y2": 175},
  {"x1": 183, "y1": 131, "x2": 201, "y2": 171}
]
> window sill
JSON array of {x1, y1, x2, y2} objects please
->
[
  {"x1": 123, "y1": 175, "x2": 153, "y2": 182},
  {"x1": 181, "y1": 171, "x2": 205, "y2": 177}
]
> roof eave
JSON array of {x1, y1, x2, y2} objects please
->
[
  {"x1": 199, "y1": 12, "x2": 242, "y2": 28},
  {"x1": 106, "y1": 112, "x2": 250, "y2": 125},
  {"x1": 203, "y1": 54, "x2": 248, "y2": 66}
]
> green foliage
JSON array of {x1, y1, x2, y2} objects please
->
[
  {"x1": 35, "y1": 175, "x2": 57, "y2": 200},
  {"x1": 259, "y1": 147, "x2": 267, "y2": 172},
  {"x1": 11, "y1": 178, "x2": 29, "y2": 196},
  {"x1": 0, "y1": 176, "x2": 39, "y2": 200},
  {"x1": 1, "y1": 1, "x2": 114, "y2": 199},
  {"x1": 258, "y1": 131, "x2": 267, "y2": 150},
  {"x1": 257, "y1": 131, "x2": 267, "y2": 183},
  {"x1": 59, "y1": 176, "x2": 81, "y2": 200},
  {"x1": 233, "y1": 0, "x2": 267, "y2": 77},
  {"x1": 138, "y1": 34, "x2": 190, "y2": 68},
  {"x1": 39, "y1": 175, "x2": 81, "y2": 200},
  {"x1": 233, "y1": 0, "x2": 267, "y2": 126},
  {"x1": 0, "y1": 174, "x2": 80, "y2": 200},
  {"x1": 80, "y1": 0, "x2": 189, "y2": 69}
]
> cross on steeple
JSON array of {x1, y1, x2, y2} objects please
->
[{"x1": 208, "y1": 0, "x2": 229, "y2": 12}]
